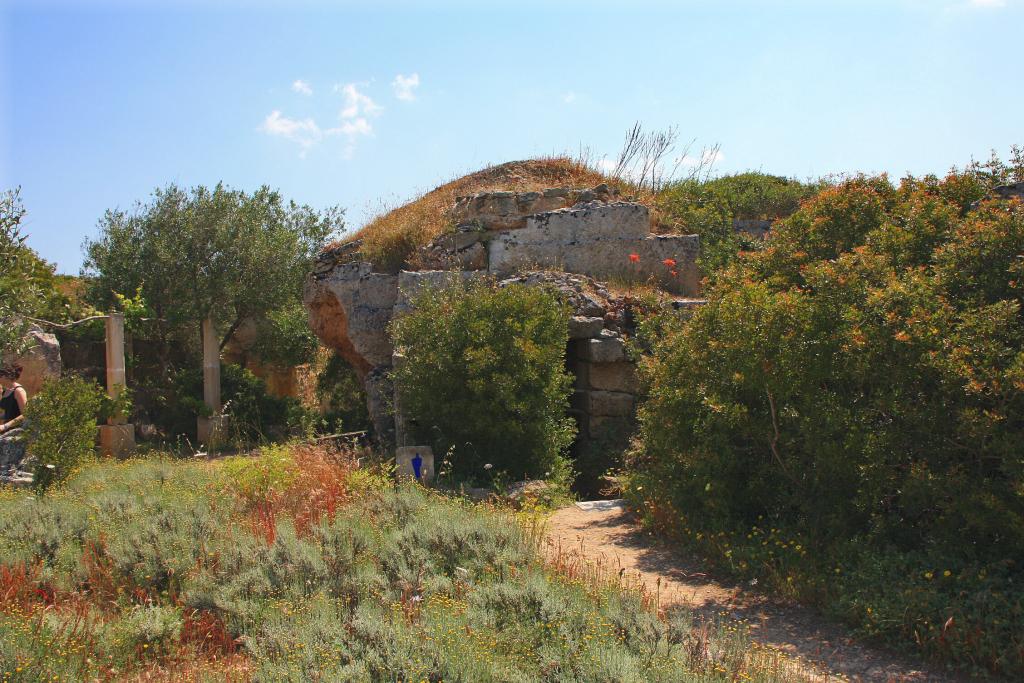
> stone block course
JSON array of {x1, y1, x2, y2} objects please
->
[
  {"x1": 577, "y1": 333, "x2": 626, "y2": 364},
  {"x1": 586, "y1": 362, "x2": 640, "y2": 393},
  {"x1": 575, "y1": 390, "x2": 635, "y2": 417},
  {"x1": 568, "y1": 316, "x2": 605, "y2": 339}
]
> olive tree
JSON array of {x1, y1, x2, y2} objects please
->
[
  {"x1": 1, "y1": 188, "x2": 69, "y2": 355},
  {"x1": 83, "y1": 183, "x2": 343, "y2": 369}
]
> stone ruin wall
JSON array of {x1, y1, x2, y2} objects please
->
[
  {"x1": 304, "y1": 185, "x2": 705, "y2": 455},
  {"x1": 416, "y1": 183, "x2": 701, "y2": 295}
]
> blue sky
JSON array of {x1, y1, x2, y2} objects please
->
[{"x1": 2, "y1": 0, "x2": 1021, "y2": 273}]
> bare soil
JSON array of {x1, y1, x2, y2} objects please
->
[{"x1": 546, "y1": 501, "x2": 968, "y2": 683}]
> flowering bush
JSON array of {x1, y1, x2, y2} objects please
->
[
  {"x1": 656, "y1": 171, "x2": 826, "y2": 274},
  {"x1": 628, "y1": 159, "x2": 1024, "y2": 675}
]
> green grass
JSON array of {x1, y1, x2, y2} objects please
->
[{"x1": 0, "y1": 447, "x2": 809, "y2": 682}]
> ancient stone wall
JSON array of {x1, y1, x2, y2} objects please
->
[
  {"x1": 419, "y1": 185, "x2": 701, "y2": 296},
  {"x1": 304, "y1": 184, "x2": 706, "y2": 458}
]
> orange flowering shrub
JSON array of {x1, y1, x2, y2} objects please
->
[{"x1": 628, "y1": 153, "x2": 1024, "y2": 675}]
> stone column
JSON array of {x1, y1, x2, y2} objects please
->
[
  {"x1": 196, "y1": 316, "x2": 227, "y2": 446},
  {"x1": 98, "y1": 312, "x2": 135, "y2": 457}
]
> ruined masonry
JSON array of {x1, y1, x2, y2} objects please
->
[{"x1": 304, "y1": 185, "x2": 703, "y2": 452}]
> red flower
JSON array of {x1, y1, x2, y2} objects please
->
[
  {"x1": 662, "y1": 258, "x2": 677, "y2": 268},
  {"x1": 670, "y1": 270, "x2": 678, "y2": 277},
  {"x1": 629, "y1": 253, "x2": 640, "y2": 263}
]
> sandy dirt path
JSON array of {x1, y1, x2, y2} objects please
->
[{"x1": 546, "y1": 501, "x2": 967, "y2": 683}]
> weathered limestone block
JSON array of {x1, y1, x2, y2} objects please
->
[
  {"x1": 631, "y1": 235, "x2": 702, "y2": 295},
  {"x1": 459, "y1": 242, "x2": 487, "y2": 270},
  {"x1": 568, "y1": 316, "x2": 604, "y2": 339},
  {"x1": 992, "y1": 181, "x2": 1024, "y2": 201},
  {"x1": 573, "y1": 390, "x2": 635, "y2": 417},
  {"x1": 314, "y1": 239, "x2": 363, "y2": 273},
  {"x1": 196, "y1": 416, "x2": 228, "y2": 448},
  {"x1": 510, "y1": 202, "x2": 650, "y2": 243},
  {"x1": 587, "y1": 415, "x2": 635, "y2": 440},
  {"x1": 453, "y1": 227, "x2": 483, "y2": 251},
  {"x1": 303, "y1": 262, "x2": 398, "y2": 376},
  {"x1": 5, "y1": 327, "x2": 62, "y2": 396},
  {"x1": 488, "y1": 202, "x2": 700, "y2": 295},
  {"x1": 586, "y1": 362, "x2": 640, "y2": 393},
  {"x1": 395, "y1": 270, "x2": 485, "y2": 316},
  {"x1": 452, "y1": 188, "x2": 575, "y2": 231},
  {"x1": 577, "y1": 331, "x2": 626, "y2": 364},
  {"x1": 99, "y1": 424, "x2": 136, "y2": 458}
]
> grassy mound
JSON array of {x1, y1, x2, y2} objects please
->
[
  {"x1": 337, "y1": 157, "x2": 614, "y2": 272},
  {"x1": 334, "y1": 157, "x2": 825, "y2": 278},
  {"x1": 0, "y1": 445, "x2": 808, "y2": 681}
]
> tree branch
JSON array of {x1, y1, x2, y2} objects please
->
[
  {"x1": 220, "y1": 315, "x2": 243, "y2": 351},
  {"x1": 765, "y1": 386, "x2": 799, "y2": 486},
  {"x1": 23, "y1": 315, "x2": 108, "y2": 329},
  {"x1": 23, "y1": 315, "x2": 164, "y2": 330}
]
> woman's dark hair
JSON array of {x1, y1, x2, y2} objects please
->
[{"x1": 0, "y1": 363, "x2": 23, "y2": 380}]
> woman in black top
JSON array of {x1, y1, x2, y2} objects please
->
[
  {"x1": 0, "y1": 363, "x2": 27, "y2": 435},
  {"x1": 0, "y1": 363, "x2": 29, "y2": 475}
]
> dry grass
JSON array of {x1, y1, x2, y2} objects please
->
[{"x1": 335, "y1": 157, "x2": 619, "y2": 272}]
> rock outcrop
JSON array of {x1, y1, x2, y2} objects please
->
[{"x1": 4, "y1": 327, "x2": 62, "y2": 396}]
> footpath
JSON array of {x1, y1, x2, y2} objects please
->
[{"x1": 546, "y1": 501, "x2": 967, "y2": 683}]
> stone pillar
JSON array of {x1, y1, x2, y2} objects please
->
[
  {"x1": 197, "y1": 316, "x2": 227, "y2": 446},
  {"x1": 98, "y1": 312, "x2": 136, "y2": 457}
]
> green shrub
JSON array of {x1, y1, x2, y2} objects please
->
[
  {"x1": 106, "y1": 606, "x2": 183, "y2": 659},
  {"x1": 628, "y1": 160, "x2": 1024, "y2": 675},
  {"x1": 250, "y1": 303, "x2": 320, "y2": 367},
  {"x1": 158, "y1": 362, "x2": 317, "y2": 445},
  {"x1": 24, "y1": 375, "x2": 104, "y2": 490},
  {"x1": 391, "y1": 277, "x2": 576, "y2": 482},
  {"x1": 220, "y1": 444, "x2": 297, "y2": 505},
  {"x1": 1, "y1": 188, "x2": 75, "y2": 355},
  {"x1": 0, "y1": 454, "x2": 797, "y2": 682},
  {"x1": 656, "y1": 172, "x2": 825, "y2": 274},
  {"x1": 315, "y1": 351, "x2": 370, "y2": 433}
]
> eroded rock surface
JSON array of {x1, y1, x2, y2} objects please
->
[
  {"x1": 305, "y1": 262, "x2": 398, "y2": 377},
  {"x1": 4, "y1": 327, "x2": 62, "y2": 396}
]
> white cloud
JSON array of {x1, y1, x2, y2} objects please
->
[
  {"x1": 562, "y1": 91, "x2": 577, "y2": 104},
  {"x1": 333, "y1": 117, "x2": 372, "y2": 137},
  {"x1": 968, "y1": 0, "x2": 1006, "y2": 7},
  {"x1": 392, "y1": 73, "x2": 420, "y2": 101},
  {"x1": 262, "y1": 82, "x2": 382, "y2": 159},
  {"x1": 260, "y1": 110, "x2": 323, "y2": 156},
  {"x1": 337, "y1": 83, "x2": 382, "y2": 119}
]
